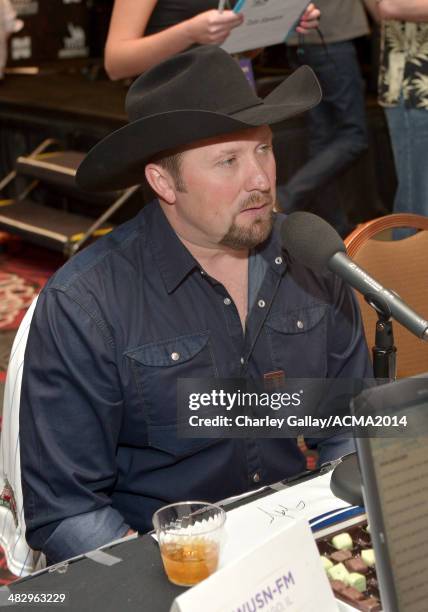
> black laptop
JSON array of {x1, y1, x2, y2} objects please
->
[{"x1": 353, "y1": 375, "x2": 428, "y2": 612}]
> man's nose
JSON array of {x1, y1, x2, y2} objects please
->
[{"x1": 245, "y1": 158, "x2": 271, "y2": 192}]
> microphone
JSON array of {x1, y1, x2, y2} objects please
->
[{"x1": 281, "y1": 212, "x2": 428, "y2": 342}]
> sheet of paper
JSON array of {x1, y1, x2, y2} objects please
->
[
  {"x1": 220, "y1": 471, "x2": 350, "y2": 567},
  {"x1": 221, "y1": 0, "x2": 309, "y2": 54}
]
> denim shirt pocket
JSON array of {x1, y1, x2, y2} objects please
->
[
  {"x1": 125, "y1": 331, "x2": 219, "y2": 456},
  {"x1": 265, "y1": 304, "x2": 329, "y2": 377}
]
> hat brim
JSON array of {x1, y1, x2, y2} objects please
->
[{"x1": 76, "y1": 65, "x2": 321, "y2": 192}]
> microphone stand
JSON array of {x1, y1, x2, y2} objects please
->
[
  {"x1": 330, "y1": 295, "x2": 397, "y2": 506},
  {"x1": 372, "y1": 318, "x2": 397, "y2": 379},
  {"x1": 367, "y1": 294, "x2": 397, "y2": 380}
]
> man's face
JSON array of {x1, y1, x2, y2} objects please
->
[{"x1": 160, "y1": 125, "x2": 276, "y2": 251}]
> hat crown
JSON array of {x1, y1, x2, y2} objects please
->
[
  {"x1": 125, "y1": 46, "x2": 261, "y2": 121},
  {"x1": 77, "y1": 46, "x2": 321, "y2": 193}
]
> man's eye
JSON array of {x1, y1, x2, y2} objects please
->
[
  {"x1": 259, "y1": 144, "x2": 273, "y2": 153},
  {"x1": 219, "y1": 157, "x2": 236, "y2": 167}
]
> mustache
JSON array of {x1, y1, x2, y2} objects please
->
[{"x1": 240, "y1": 193, "x2": 273, "y2": 211}]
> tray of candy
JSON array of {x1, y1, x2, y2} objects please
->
[{"x1": 315, "y1": 519, "x2": 381, "y2": 611}]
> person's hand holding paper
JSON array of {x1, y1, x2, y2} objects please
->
[
  {"x1": 221, "y1": 0, "x2": 320, "y2": 54},
  {"x1": 188, "y1": 7, "x2": 243, "y2": 46},
  {"x1": 296, "y1": 2, "x2": 321, "y2": 33}
]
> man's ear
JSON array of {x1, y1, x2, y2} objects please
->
[{"x1": 145, "y1": 164, "x2": 176, "y2": 204}]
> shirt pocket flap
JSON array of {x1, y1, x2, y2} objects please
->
[
  {"x1": 148, "y1": 422, "x2": 220, "y2": 456},
  {"x1": 266, "y1": 304, "x2": 328, "y2": 334},
  {"x1": 126, "y1": 331, "x2": 211, "y2": 367}
]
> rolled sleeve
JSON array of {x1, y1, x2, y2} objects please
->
[
  {"x1": 316, "y1": 435, "x2": 356, "y2": 466},
  {"x1": 43, "y1": 507, "x2": 130, "y2": 564}
]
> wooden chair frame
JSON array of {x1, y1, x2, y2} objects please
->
[
  {"x1": 344, "y1": 213, "x2": 428, "y2": 378},
  {"x1": 345, "y1": 213, "x2": 428, "y2": 254}
]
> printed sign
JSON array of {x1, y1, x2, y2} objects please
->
[
  {"x1": 8, "y1": 0, "x2": 89, "y2": 65},
  {"x1": 171, "y1": 519, "x2": 338, "y2": 612},
  {"x1": 58, "y1": 22, "x2": 88, "y2": 58}
]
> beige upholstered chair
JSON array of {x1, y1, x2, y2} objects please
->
[{"x1": 345, "y1": 214, "x2": 428, "y2": 378}]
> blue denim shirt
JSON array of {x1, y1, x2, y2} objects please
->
[{"x1": 20, "y1": 201, "x2": 372, "y2": 563}]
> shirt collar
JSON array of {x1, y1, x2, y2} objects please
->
[
  {"x1": 147, "y1": 201, "x2": 199, "y2": 294},
  {"x1": 254, "y1": 211, "x2": 288, "y2": 277},
  {"x1": 146, "y1": 201, "x2": 287, "y2": 294}
]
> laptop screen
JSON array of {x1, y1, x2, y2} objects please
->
[
  {"x1": 354, "y1": 378, "x2": 428, "y2": 612},
  {"x1": 370, "y1": 435, "x2": 428, "y2": 611}
]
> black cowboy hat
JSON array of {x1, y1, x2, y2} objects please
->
[{"x1": 76, "y1": 45, "x2": 321, "y2": 192}]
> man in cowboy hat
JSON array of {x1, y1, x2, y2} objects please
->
[{"x1": 19, "y1": 46, "x2": 371, "y2": 564}]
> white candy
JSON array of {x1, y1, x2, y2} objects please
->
[
  {"x1": 331, "y1": 532, "x2": 353, "y2": 551},
  {"x1": 327, "y1": 562, "x2": 350, "y2": 584},
  {"x1": 348, "y1": 572, "x2": 367, "y2": 593},
  {"x1": 361, "y1": 548, "x2": 376, "y2": 567},
  {"x1": 320, "y1": 556, "x2": 333, "y2": 571}
]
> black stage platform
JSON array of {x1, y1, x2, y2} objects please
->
[
  {"x1": 0, "y1": 69, "x2": 396, "y2": 223},
  {"x1": 0, "y1": 70, "x2": 126, "y2": 148}
]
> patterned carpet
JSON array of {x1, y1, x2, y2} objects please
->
[
  {"x1": 0, "y1": 235, "x2": 64, "y2": 583},
  {"x1": 0, "y1": 236, "x2": 64, "y2": 407}
]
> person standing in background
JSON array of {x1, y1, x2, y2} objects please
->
[
  {"x1": 104, "y1": 0, "x2": 321, "y2": 81},
  {"x1": 0, "y1": 0, "x2": 23, "y2": 79},
  {"x1": 374, "y1": 0, "x2": 428, "y2": 222},
  {"x1": 280, "y1": 0, "x2": 371, "y2": 237}
]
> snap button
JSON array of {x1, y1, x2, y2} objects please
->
[
  {"x1": 253, "y1": 472, "x2": 261, "y2": 483},
  {"x1": 200, "y1": 269, "x2": 205, "y2": 275},
  {"x1": 275, "y1": 256, "x2": 282, "y2": 265},
  {"x1": 223, "y1": 297, "x2": 231, "y2": 305},
  {"x1": 171, "y1": 352, "x2": 180, "y2": 361},
  {"x1": 297, "y1": 320, "x2": 304, "y2": 329},
  {"x1": 240, "y1": 357, "x2": 245, "y2": 365},
  {"x1": 258, "y1": 299, "x2": 266, "y2": 308}
]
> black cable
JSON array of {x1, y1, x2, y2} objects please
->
[{"x1": 296, "y1": 27, "x2": 339, "y2": 71}]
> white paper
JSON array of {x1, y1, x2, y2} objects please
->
[
  {"x1": 171, "y1": 519, "x2": 339, "y2": 612},
  {"x1": 219, "y1": 471, "x2": 350, "y2": 566},
  {"x1": 221, "y1": 0, "x2": 310, "y2": 55},
  {"x1": 337, "y1": 602, "x2": 360, "y2": 612}
]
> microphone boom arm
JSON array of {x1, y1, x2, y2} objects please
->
[{"x1": 329, "y1": 252, "x2": 428, "y2": 342}]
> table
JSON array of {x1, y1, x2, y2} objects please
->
[
  {"x1": 6, "y1": 536, "x2": 183, "y2": 612},
  {"x1": 5, "y1": 469, "x2": 353, "y2": 612}
]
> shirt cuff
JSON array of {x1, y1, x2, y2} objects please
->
[
  {"x1": 314, "y1": 435, "x2": 356, "y2": 466},
  {"x1": 42, "y1": 507, "x2": 130, "y2": 564}
]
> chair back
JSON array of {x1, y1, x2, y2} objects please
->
[
  {"x1": 345, "y1": 214, "x2": 428, "y2": 378},
  {"x1": 0, "y1": 296, "x2": 46, "y2": 576}
]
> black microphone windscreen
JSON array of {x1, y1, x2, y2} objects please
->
[{"x1": 281, "y1": 212, "x2": 346, "y2": 271}]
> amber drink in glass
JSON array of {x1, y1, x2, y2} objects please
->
[{"x1": 152, "y1": 501, "x2": 226, "y2": 586}]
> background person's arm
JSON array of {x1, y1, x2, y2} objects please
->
[
  {"x1": 376, "y1": 0, "x2": 428, "y2": 21},
  {"x1": 104, "y1": 0, "x2": 243, "y2": 80},
  {"x1": 105, "y1": 0, "x2": 321, "y2": 80}
]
